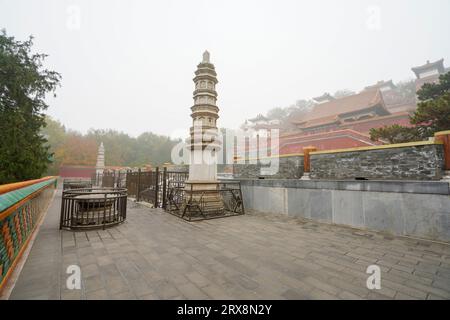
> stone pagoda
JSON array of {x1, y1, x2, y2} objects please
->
[
  {"x1": 184, "y1": 51, "x2": 224, "y2": 216},
  {"x1": 96, "y1": 142, "x2": 105, "y2": 177}
]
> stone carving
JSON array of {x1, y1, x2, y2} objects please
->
[{"x1": 202, "y1": 50, "x2": 210, "y2": 63}]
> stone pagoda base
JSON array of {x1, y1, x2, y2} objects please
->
[{"x1": 182, "y1": 181, "x2": 225, "y2": 219}]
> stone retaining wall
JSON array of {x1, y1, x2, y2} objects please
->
[
  {"x1": 310, "y1": 143, "x2": 444, "y2": 180},
  {"x1": 232, "y1": 155, "x2": 304, "y2": 179},
  {"x1": 236, "y1": 179, "x2": 450, "y2": 242}
]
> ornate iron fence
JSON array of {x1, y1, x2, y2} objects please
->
[
  {"x1": 125, "y1": 168, "x2": 189, "y2": 208},
  {"x1": 92, "y1": 171, "x2": 126, "y2": 188},
  {"x1": 123, "y1": 167, "x2": 244, "y2": 221},
  {"x1": 102, "y1": 173, "x2": 115, "y2": 188},
  {"x1": 63, "y1": 178, "x2": 92, "y2": 190},
  {"x1": 60, "y1": 188, "x2": 127, "y2": 230},
  {"x1": 0, "y1": 177, "x2": 57, "y2": 292},
  {"x1": 166, "y1": 181, "x2": 245, "y2": 221}
]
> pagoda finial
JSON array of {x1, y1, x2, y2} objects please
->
[{"x1": 202, "y1": 50, "x2": 210, "y2": 63}]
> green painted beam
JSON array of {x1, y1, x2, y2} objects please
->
[{"x1": 0, "y1": 179, "x2": 56, "y2": 213}]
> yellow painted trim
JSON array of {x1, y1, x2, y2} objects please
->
[
  {"x1": 434, "y1": 130, "x2": 450, "y2": 136},
  {"x1": 0, "y1": 176, "x2": 56, "y2": 195},
  {"x1": 275, "y1": 153, "x2": 304, "y2": 158},
  {"x1": 234, "y1": 152, "x2": 304, "y2": 162},
  {"x1": 311, "y1": 140, "x2": 442, "y2": 155}
]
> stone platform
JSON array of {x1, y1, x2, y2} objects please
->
[{"x1": 6, "y1": 189, "x2": 450, "y2": 300}]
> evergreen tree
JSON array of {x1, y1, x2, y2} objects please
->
[
  {"x1": 370, "y1": 72, "x2": 450, "y2": 143},
  {"x1": 0, "y1": 30, "x2": 61, "y2": 184}
]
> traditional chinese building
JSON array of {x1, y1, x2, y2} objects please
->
[
  {"x1": 274, "y1": 58, "x2": 449, "y2": 154},
  {"x1": 364, "y1": 80, "x2": 416, "y2": 114},
  {"x1": 241, "y1": 114, "x2": 281, "y2": 142},
  {"x1": 412, "y1": 58, "x2": 450, "y2": 91}
]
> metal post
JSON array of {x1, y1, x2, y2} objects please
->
[
  {"x1": 154, "y1": 167, "x2": 160, "y2": 208},
  {"x1": 162, "y1": 167, "x2": 167, "y2": 209},
  {"x1": 137, "y1": 168, "x2": 141, "y2": 202}
]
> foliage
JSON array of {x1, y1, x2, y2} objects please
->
[
  {"x1": 417, "y1": 72, "x2": 450, "y2": 102},
  {"x1": 333, "y1": 89, "x2": 355, "y2": 99},
  {"x1": 395, "y1": 79, "x2": 417, "y2": 103},
  {"x1": 0, "y1": 30, "x2": 61, "y2": 184},
  {"x1": 266, "y1": 107, "x2": 288, "y2": 120},
  {"x1": 369, "y1": 125, "x2": 420, "y2": 144},
  {"x1": 370, "y1": 72, "x2": 450, "y2": 143},
  {"x1": 262, "y1": 99, "x2": 315, "y2": 132},
  {"x1": 411, "y1": 91, "x2": 450, "y2": 138},
  {"x1": 43, "y1": 117, "x2": 182, "y2": 174}
]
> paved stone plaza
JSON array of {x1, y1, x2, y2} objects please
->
[{"x1": 8, "y1": 189, "x2": 450, "y2": 300}]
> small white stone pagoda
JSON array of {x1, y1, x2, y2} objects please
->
[{"x1": 96, "y1": 142, "x2": 105, "y2": 176}]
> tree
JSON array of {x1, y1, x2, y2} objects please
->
[
  {"x1": 370, "y1": 72, "x2": 450, "y2": 143},
  {"x1": 41, "y1": 116, "x2": 67, "y2": 175},
  {"x1": 41, "y1": 118, "x2": 183, "y2": 173},
  {"x1": 0, "y1": 30, "x2": 61, "y2": 184},
  {"x1": 334, "y1": 89, "x2": 355, "y2": 99},
  {"x1": 266, "y1": 107, "x2": 288, "y2": 120},
  {"x1": 417, "y1": 72, "x2": 450, "y2": 102},
  {"x1": 395, "y1": 79, "x2": 416, "y2": 103},
  {"x1": 369, "y1": 125, "x2": 420, "y2": 144},
  {"x1": 411, "y1": 91, "x2": 450, "y2": 138}
]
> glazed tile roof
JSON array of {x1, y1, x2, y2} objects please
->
[
  {"x1": 411, "y1": 58, "x2": 445, "y2": 78},
  {"x1": 292, "y1": 90, "x2": 386, "y2": 128}
]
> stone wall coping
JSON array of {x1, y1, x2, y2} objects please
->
[
  {"x1": 231, "y1": 178, "x2": 450, "y2": 195},
  {"x1": 310, "y1": 140, "x2": 442, "y2": 156},
  {"x1": 234, "y1": 153, "x2": 304, "y2": 163},
  {"x1": 435, "y1": 130, "x2": 450, "y2": 136}
]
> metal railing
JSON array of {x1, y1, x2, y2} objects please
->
[
  {"x1": 63, "y1": 178, "x2": 92, "y2": 190},
  {"x1": 166, "y1": 181, "x2": 245, "y2": 221},
  {"x1": 60, "y1": 188, "x2": 127, "y2": 230},
  {"x1": 91, "y1": 171, "x2": 127, "y2": 188},
  {"x1": 125, "y1": 168, "x2": 189, "y2": 208},
  {"x1": 93, "y1": 167, "x2": 244, "y2": 222}
]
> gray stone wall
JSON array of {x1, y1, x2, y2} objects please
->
[
  {"x1": 236, "y1": 179, "x2": 450, "y2": 242},
  {"x1": 232, "y1": 155, "x2": 304, "y2": 179},
  {"x1": 310, "y1": 144, "x2": 444, "y2": 180},
  {"x1": 165, "y1": 164, "x2": 189, "y2": 172}
]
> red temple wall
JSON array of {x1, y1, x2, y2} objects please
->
[{"x1": 59, "y1": 166, "x2": 96, "y2": 178}]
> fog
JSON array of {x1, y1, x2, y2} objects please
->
[{"x1": 1, "y1": 0, "x2": 450, "y2": 137}]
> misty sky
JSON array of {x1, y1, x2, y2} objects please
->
[{"x1": 1, "y1": 0, "x2": 450, "y2": 138}]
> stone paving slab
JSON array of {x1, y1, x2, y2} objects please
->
[{"x1": 8, "y1": 189, "x2": 450, "y2": 300}]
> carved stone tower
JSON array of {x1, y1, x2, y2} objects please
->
[
  {"x1": 188, "y1": 50, "x2": 220, "y2": 181},
  {"x1": 95, "y1": 142, "x2": 105, "y2": 186},
  {"x1": 96, "y1": 142, "x2": 105, "y2": 176},
  {"x1": 184, "y1": 51, "x2": 224, "y2": 216}
]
